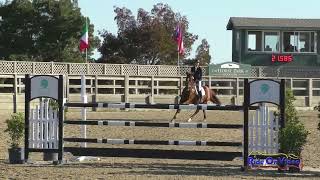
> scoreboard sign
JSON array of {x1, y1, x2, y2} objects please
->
[
  {"x1": 271, "y1": 54, "x2": 293, "y2": 63},
  {"x1": 208, "y1": 62, "x2": 251, "y2": 77}
]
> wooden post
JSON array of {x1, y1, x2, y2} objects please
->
[
  {"x1": 124, "y1": 75, "x2": 129, "y2": 103},
  {"x1": 86, "y1": 63, "x2": 89, "y2": 74},
  {"x1": 121, "y1": 65, "x2": 124, "y2": 75},
  {"x1": 308, "y1": 78, "x2": 312, "y2": 107},
  {"x1": 51, "y1": 61, "x2": 54, "y2": 74},
  {"x1": 150, "y1": 76, "x2": 154, "y2": 104},
  {"x1": 103, "y1": 64, "x2": 107, "y2": 74},
  {"x1": 180, "y1": 76, "x2": 184, "y2": 95},
  {"x1": 93, "y1": 75, "x2": 98, "y2": 111},
  {"x1": 13, "y1": 74, "x2": 17, "y2": 113},
  {"x1": 64, "y1": 74, "x2": 69, "y2": 112},
  {"x1": 235, "y1": 78, "x2": 239, "y2": 105},
  {"x1": 32, "y1": 62, "x2": 35, "y2": 74}
]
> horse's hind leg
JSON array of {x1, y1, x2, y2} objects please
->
[
  {"x1": 202, "y1": 110, "x2": 207, "y2": 122},
  {"x1": 188, "y1": 109, "x2": 200, "y2": 122}
]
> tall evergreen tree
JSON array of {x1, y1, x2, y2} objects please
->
[{"x1": 195, "y1": 39, "x2": 211, "y2": 66}]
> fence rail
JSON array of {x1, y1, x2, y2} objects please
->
[
  {"x1": 1, "y1": 61, "x2": 320, "y2": 112},
  {"x1": 2, "y1": 60, "x2": 320, "y2": 77}
]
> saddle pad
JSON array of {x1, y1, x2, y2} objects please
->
[{"x1": 195, "y1": 86, "x2": 206, "y2": 96}]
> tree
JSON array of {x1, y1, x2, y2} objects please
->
[
  {"x1": 0, "y1": 0, "x2": 100, "y2": 62},
  {"x1": 98, "y1": 3, "x2": 198, "y2": 65},
  {"x1": 195, "y1": 39, "x2": 211, "y2": 66}
]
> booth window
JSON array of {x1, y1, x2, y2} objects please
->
[
  {"x1": 264, "y1": 32, "x2": 279, "y2": 52},
  {"x1": 248, "y1": 31, "x2": 262, "y2": 51},
  {"x1": 247, "y1": 31, "x2": 279, "y2": 52},
  {"x1": 283, "y1": 31, "x2": 316, "y2": 53}
]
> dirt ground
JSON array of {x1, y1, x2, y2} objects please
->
[{"x1": 1, "y1": 109, "x2": 320, "y2": 180}]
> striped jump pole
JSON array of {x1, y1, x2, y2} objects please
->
[
  {"x1": 64, "y1": 120, "x2": 243, "y2": 129},
  {"x1": 64, "y1": 102, "x2": 259, "y2": 111},
  {"x1": 63, "y1": 138, "x2": 242, "y2": 147}
]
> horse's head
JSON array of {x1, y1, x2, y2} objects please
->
[
  {"x1": 186, "y1": 72, "x2": 195, "y2": 90},
  {"x1": 179, "y1": 72, "x2": 197, "y2": 103}
]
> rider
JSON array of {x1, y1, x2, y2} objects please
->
[{"x1": 191, "y1": 60, "x2": 203, "y2": 103}]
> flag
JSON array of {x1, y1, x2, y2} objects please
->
[
  {"x1": 79, "y1": 20, "x2": 89, "y2": 52},
  {"x1": 174, "y1": 24, "x2": 184, "y2": 55}
]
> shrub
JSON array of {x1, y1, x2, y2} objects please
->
[
  {"x1": 278, "y1": 89, "x2": 309, "y2": 156},
  {"x1": 279, "y1": 121, "x2": 308, "y2": 155},
  {"x1": 5, "y1": 113, "x2": 25, "y2": 148}
]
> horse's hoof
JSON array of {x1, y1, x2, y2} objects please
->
[
  {"x1": 188, "y1": 118, "x2": 192, "y2": 122},
  {"x1": 203, "y1": 119, "x2": 207, "y2": 122},
  {"x1": 170, "y1": 119, "x2": 175, "y2": 123}
]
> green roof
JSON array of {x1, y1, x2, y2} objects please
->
[{"x1": 227, "y1": 17, "x2": 320, "y2": 30}]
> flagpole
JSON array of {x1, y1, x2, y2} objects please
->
[
  {"x1": 85, "y1": 48, "x2": 87, "y2": 63},
  {"x1": 85, "y1": 17, "x2": 88, "y2": 63},
  {"x1": 177, "y1": 51, "x2": 179, "y2": 67}
]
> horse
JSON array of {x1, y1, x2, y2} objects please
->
[{"x1": 171, "y1": 72, "x2": 221, "y2": 122}]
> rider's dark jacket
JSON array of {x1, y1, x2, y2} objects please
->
[{"x1": 191, "y1": 66, "x2": 202, "y2": 81}]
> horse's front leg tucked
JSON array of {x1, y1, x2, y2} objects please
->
[{"x1": 171, "y1": 109, "x2": 181, "y2": 122}]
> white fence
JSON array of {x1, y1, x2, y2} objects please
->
[
  {"x1": 249, "y1": 105, "x2": 279, "y2": 154},
  {"x1": 28, "y1": 100, "x2": 59, "y2": 149}
]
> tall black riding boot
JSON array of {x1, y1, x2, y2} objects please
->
[{"x1": 198, "y1": 91, "x2": 202, "y2": 103}]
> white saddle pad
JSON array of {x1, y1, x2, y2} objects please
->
[{"x1": 195, "y1": 86, "x2": 205, "y2": 96}]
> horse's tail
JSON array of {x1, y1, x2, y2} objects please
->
[{"x1": 210, "y1": 89, "x2": 221, "y2": 105}]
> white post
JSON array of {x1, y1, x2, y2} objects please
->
[
  {"x1": 259, "y1": 105, "x2": 264, "y2": 152},
  {"x1": 261, "y1": 104, "x2": 266, "y2": 153},
  {"x1": 255, "y1": 108, "x2": 259, "y2": 152},
  {"x1": 275, "y1": 113, "x2": 279, "y2": 153},
  {"x1": 269, "y1": 110, "x2": 276, "y2": 153},
  {"x1": 265, "y1": 105, "x2": 269, "y2": 153},
  {"x1": 77, "y1": 75, "x2": 100, "y2": 162},
  {"x1": 249, "y1": 113, "x2": 254, "y2": 152},
  {"x1": 81, "y1": 75, "x2": 87, "y2": 148}
]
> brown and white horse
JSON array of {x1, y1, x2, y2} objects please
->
[{"x1": 171, "y1": 72, "x2": 221, "y2": 122}]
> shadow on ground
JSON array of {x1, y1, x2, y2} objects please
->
[{"x1": 14, "y1": 161, "x2": 320, "y2": 178}]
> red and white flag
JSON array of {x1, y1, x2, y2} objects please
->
[
  {"x1": 79, "y1": 20, "x2": 89, "y2": 52},
  {"x1": 174, "y1": 25, "x2": 184, "y2": 55}
]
